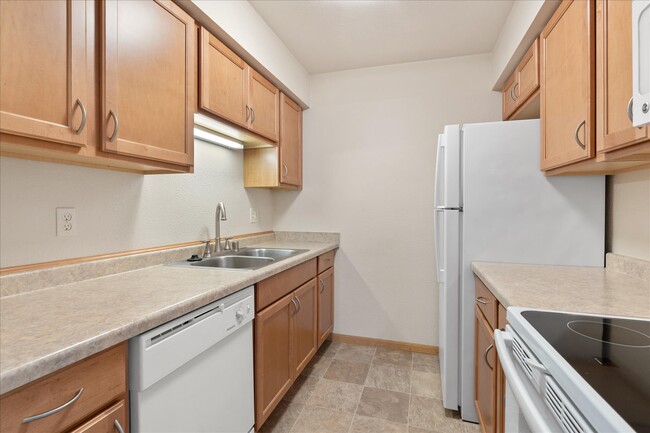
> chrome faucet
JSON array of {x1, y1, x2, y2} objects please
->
[{"x1": 214, "y1": 202, "x2": 227, "y2": 253}]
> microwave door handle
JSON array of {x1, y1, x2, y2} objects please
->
[{"x1": 494, "y1": 330, "x2": 558, "y2": 433}]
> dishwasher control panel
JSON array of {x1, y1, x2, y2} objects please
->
[{"x1": 130, "y1": 286, "x2": 255, "y2": 392}]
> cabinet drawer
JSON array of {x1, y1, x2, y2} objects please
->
[
  {"x1": 474, "y1": 276, "x2": 498, "y2": 329},
  {"x1": 256, "y1": 259, "x2": 317, "y2": 312},
  {"x1": 0, "y1": 343, "x2": 127, "y2": 433},
  {"x1": 68, "y1": 400, "x2": 127, "y2": 433},
  {"x1": 317, "y1": 250, "x2": 335, "y2": 273},
  {"x1": 498, "y1": 304, "x2": 507, "y2": 330}
]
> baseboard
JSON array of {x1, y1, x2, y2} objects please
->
[{"x1": 328, "y1": 333, "x2": 438, "y2": 355}]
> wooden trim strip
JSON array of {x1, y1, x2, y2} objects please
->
[
  {"x1": 328, "y1": 333, "x2": 438, "y2": 355},
  {"x1": 0, "y1": 231, "x2": 274, "y2": 276}
]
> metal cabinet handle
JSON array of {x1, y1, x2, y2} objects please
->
[
  {"x1": 22, "y1": 388, "x2": 84, "y2": 424},
  {"x1": 108, "y1": 109, "x2": 119, "y2": 142},
  {"x1": 627, "y1": 97, "x2": 634, "y2": 123},
  {"x1": 513, "y1": 83, "x2": 519, "y2": 100},
  {"x1": 245, "y1": 106, "x2": 250, "y2": 122},
  {"x1": 291, "y1": 298, "x2": 299, "y2": 315},
  {"x1": 319, "y1": 279, "x2": 325, "y2": 293},
  {"x1": 574, "y1": 120, "x2": 586, "y2": 150},
  {"x1": 295, "y1": 296, "x2": 301, "y2": 313},
  {"x1": 509, "y1": 87, "x2": 516, "y2": 101},
  {"x1": 476, "y1": 297, "x2": 489, "y2": 305},
  {"x1": 484, "y1": 344, "x2": 494, "y2": 370},
  {"x1": 282, "y1": 163, "x2": 288, "y2": 177},
  {"x1": 74, "y1": 98, "x2": 87, "y2": 135},
  {"x1": 114, "y1": 420, "x2": 125, "y2": 433}
]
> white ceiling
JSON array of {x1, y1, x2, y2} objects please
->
[{"x1": 249, "y1": 0, "x2": 514, "y2": 74}]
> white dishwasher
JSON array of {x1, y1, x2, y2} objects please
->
[{"x1": 129, "y1": 286, "x2": 255, "y2": 433}]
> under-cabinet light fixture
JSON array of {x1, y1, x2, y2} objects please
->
[{"x1": 193, "y1": 113, "x2": 244, "y2": 150}]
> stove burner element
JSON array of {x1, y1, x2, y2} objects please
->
[{"x1": 567, "y1": 320, "x2": 650, "y2": 348}]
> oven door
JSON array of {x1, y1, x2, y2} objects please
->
[{"x1": 494, "y1": 328, "x2": 561, "y2": 433}]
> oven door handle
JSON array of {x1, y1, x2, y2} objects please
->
[{"x1": 494, "y1": 330, "x2": 558, "y2": 433}]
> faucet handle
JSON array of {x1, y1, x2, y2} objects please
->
[
  {"x1": 224, "y1": 238, "x2": 232, "y2": 251},
  {"x1": 202, "y1": 240, "x2": 212, "y2": 258}
]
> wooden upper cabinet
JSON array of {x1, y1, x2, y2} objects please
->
[
  {"x1": 501, "y1": 39, "x2": 539, "y2": 121},
  {"x1": 540, "y1": 0, "x2": 595, "y2": 171},
  {"x1": 516, "y1": 38, "x2": 540, "y2": 105},
  {"x1": 248, "y1": 69, "x2": 280, "y2": 142},
  {"x1": 596, "y1": 0, "x2": 649, "y2": 153},
  {"x1": 279, "y1": 93, "x2": 302, "y2": 187},
  {"x1": 254, "y1": 291, "x2": 294, "y2": 428},
  {"x1": 0, "y1": 0, "x2": 89, "y2": 147},
  {"x1": 101, "y1": 0, "x2": 195, "y2": 167},
  {"x1": 292, "y1": 279, "x2": 318, "y2": 378},
  {"x1": 502, "y1": 74, "x2": 519, "y2": 120},
  {"x1": 199, "y1": 29, "x2": 249, "y2": 128},
  {"x1": 317, "y1": 267, "x2": 334, "y2": 347}
]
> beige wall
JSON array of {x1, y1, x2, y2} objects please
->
[
  {"x1": 0, "y1": 140, "x2": 275, "y2": 268},
  {"x1": 607, "y1": 168, "x2": 650, "y2": 260},
  {"x1": 272, "y1": 54, "x2": 501, "y2": 346}
]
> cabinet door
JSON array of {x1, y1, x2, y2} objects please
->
[
  {"x1": 248, "y1": 69, "x2": 279, "y2": 142},
  {"x1": 0, "y1": 0, "x2": 88, "y2": 147},
  {"x1": 516, "y1": 38, "x2": 540, "y2": 105},
  {"x1": 317, "y1": 267, "x2": 334, "y2": 347},
  {"x1": 255, "y1": 291, "x2": 294, "y2": 428},
  {"x1": 199, "y1": 29, "x2": 249, "y2": 129},
  {"x1": 102, "y1": 0, "x2": 194, "y2": 166},
  {"x1": 502, "y1": 74, "x2": 519, "y2": 120},
  {"x1": 292, "y1": 279, "x2": 318, "y2": 378},
  {"x1": 279, "y1": 93, "x2": 302, "y2": 187},
  {"x1": 540, "y1": 0, "x2": 595, "y2": 170},
  {"x1": 475, "y1": 306, "x2": 496, "y2": 433},
  {"x1": 596, "y1": 0, "x2": 649, "y2": 152},
  {"x1": 68, "y1": 401, "x2": 127, "y2": 433}
]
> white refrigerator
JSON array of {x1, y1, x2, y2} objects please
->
[{"x1": 434, "y1": 119, "x2": 605, "y2": 422}]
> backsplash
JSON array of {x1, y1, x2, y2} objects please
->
[{"x1": 0, "y1": 231, "x2": 339, "y2": 298}]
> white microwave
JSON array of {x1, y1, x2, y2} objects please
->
[{"x1": 633, "y1": 0, "x2": 650, "y2": 126}]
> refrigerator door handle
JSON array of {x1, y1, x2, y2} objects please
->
[
  {"x1": 434, "y1": 206, "x2": 445, "y2": 284},
  {"x1": 434, "y1": 135, "x2": 445, "y2": 209}
]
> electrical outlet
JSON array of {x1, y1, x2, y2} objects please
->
[
  {"x1": 56, "y1": 207, "x2": 76, "y2": 236},
  {"x1": 249, "y1": 208, "x2": 258, "y2": 223}
]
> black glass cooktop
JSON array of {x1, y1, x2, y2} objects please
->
[{"x1": 522, "y1": 311, "x2": 650, "y2": 433}]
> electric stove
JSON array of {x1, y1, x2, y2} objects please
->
[{"x1": 507, "y1": 308, "x2": 650, "y2": 433}]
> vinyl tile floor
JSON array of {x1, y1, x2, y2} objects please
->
[{"x1": 258, "y1": 341, "x2": 482, "y2": 433}]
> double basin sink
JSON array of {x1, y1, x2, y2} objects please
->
[{"x1": 170, "y1": 248, "x2": 308, "y2": 271}]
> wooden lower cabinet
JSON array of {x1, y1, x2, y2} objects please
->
[
  {"x1": 474, "y1": 277, "x2": 507, "y2": 433},
  {"x1": 254, "y1": 251, "x2": 336, "y2": 429},
  {"x1": 0, "y1": 343, "x2": 128, "y2": 433},
  {"x1": 68, "y1": 401, "x2": 127, "y2": 433},
  {"x1": 475, "y1": 305, "x2": 496, "y2": 433},
  {"x1": 254, "y1": 291, "x2": 296, "y2": 428},
  {"x1": 292, "y1": 279, "x2": 318, "y2": 377},
  {"x1": 317, "y1": 266, "x2": 334, "y2": 347}
]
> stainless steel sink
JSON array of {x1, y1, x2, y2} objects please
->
[
  {"x1": 234, "y1": 248, "x2": 302, "y2": 260},
  {"x1": 168, "y1": 247, "x2": 308, "y2": 271},
  {"x1": 190, "y1": 256, "x2": 274, "y2": 269}
]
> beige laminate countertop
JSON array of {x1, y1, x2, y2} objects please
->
[
  {"x1": 472, "y1": 261, "x2": 650, "y2": 319},
  {"x1": 0, "y1": 240, "x2": 338, "y2": 395}
]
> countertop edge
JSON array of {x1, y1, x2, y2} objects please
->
[{"x1": 0, "y1": 241, "x2": 338, "y2": 394}]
